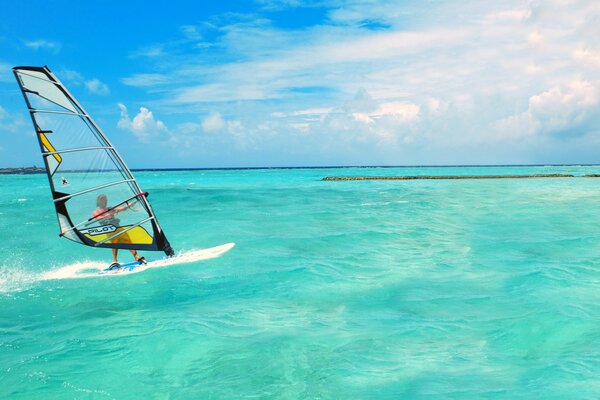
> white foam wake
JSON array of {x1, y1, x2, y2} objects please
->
[
  {"x1": 0, "y1": 243, "x2": 235, "y2": 290},
  {"x1": 40, "y1": 261, "x2": 105, "y2": 280}
]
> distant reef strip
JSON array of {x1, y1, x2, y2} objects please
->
[
  {"x1": 323, "y1": 174, "x2": 600, "y2": 181},
  {"x1": 0, "y1": 167, "x2": 45, "y2": 175}
]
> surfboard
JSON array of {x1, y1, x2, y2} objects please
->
[{"x1": 98, "y1": 242, "x2": 235, "y2": 276}]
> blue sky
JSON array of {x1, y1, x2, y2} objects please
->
[{"x1": 1, "y1": 0, "x2": 599, "y2": 168}]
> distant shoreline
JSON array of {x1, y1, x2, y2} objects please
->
[
  {"x1": 323, "y1": 174, "x2": 600, "y2": 181},
  {"x1": 1, "y1": 164, "x2": 600, "y2": 175},
  {"x1": 0, "y1": 167, "x2": 46, "y2": 175}
]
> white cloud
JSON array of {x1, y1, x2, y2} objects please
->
[
  {"x1": 121, "y1": 73, "x2": 171, "y2": 87},
  {"x1": 256, "y1": 0, "x2": 323, "y2": 11},
  {"x1": 180, "y1": 25, "x2": 202, "y2": 40},
  {"x1": 130, "y1": 46, "x2": 165, "y2": 58},
  {"x1": 85, "y1": 79, "x2": 110, "y2": 95},
  {"x1": 528, "y1": 30, "x2": 544, "y2": 46},
  {"x1": 349, "y1": 101, "x2": 420, "y2": 125},
  {"x1": 528, "y1": 80, "x2": 599, "y2": 132},
  {"x1": 486, "y1": 8, "x2": 532, "y2": 22},
  {"x1": 168, "y1": 26, "x2": 470, "y2": 105},
  {"x1": 371, "y1": 102, "x2": 420, "y2": 121},
  {"x1": 175, "y1": 83, "x2": 270, "y2": 103},
  {"x1": 526, "y1": 64, "x2": 543, "y2": 74},
  {"x1": 495, "y1": 80, "x2": 600, "y2": 138},
  {"x1": 271, "y1": 108, "x2": 332, "y2": 119},
  {"x1": 0, "y1": 62, "x2": 12, "y2": 82},
  {"x1": 0, "y1": 106, "x2": 26, "y2": 133},
  {"x1": 426, "y1": 97, "x2": 446, "y2": 114},
  {"x1": 57, "y1": 69, "x2": 84, "y2": 85},
  {"x1": 115, "y1": 0, "x2": 600, "y2": 165},
  {"x1": 166, "y1": 112, "x2": 248, "y2": 156},
  {"x1": 201, "y1": 111, "x2": 243, "y2": 134},
  {"x1": 54, "y1": 70, "x2": 110, "y2": 95},
  {"x1": 57, "y1": 69, "x2": 111, "y2": 96},
  {"x1": 117, "y1": 104, "x2": 168, "y2": 142},
  {"x1": 316, "y1": 29, "x2": 470, "y2": 64},
  {"x1": 573, "y1": 47, "x2": 600, "y2": 67},
  {"x1": 202, "y1": 112, "x2": 225, "y2": 132},
  {"x1": 23, "y1": 39, "x2": 61, "y2": 53},
  {"x1": 351, "y1": 112, "x2": 373, "y2": 124}
]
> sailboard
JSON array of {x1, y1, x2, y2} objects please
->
[
  {"x1": 13, "y1": 66, "x2": 175, "y2": 258},
  {"x1": 98, "y1": 243, "x2": 235, "y2": 276}
]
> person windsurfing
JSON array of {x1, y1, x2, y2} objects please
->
[{"x1": 92, "y1": 194, "x2": 146, "y2": 269}]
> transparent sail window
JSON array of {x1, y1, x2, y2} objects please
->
[
  {"x1": 63, "y1": 182, "x2": 149, "y2": 228},
  {"x1": 49, "y1": 148, "x2": 128, "y2": 191},
  {"x1": 34, "y1": 112, "x2": 106, "y2": 151}
]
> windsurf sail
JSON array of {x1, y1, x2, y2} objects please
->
[{"x1": 13, "y1": 66, "x2": 175, "y2": 256}]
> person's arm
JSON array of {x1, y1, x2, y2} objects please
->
[{"x1": 114, "y1": 203, "x2": 134, "y2": 213}]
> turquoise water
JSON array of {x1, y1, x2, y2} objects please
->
[{"x1": 2, "y1": 165, "x2": 600, "y2": 399}]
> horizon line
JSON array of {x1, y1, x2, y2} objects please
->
[{"x1": 2, "y1": 163, "x2": 600, "y2": 175}]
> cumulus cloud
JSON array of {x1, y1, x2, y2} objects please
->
[
  {"x1": 495, "y1": 80, "x2": 600, "y2": 138},
  {"x1": 426, "y1": 98, "x2": 446, "y2": 114},
  {"x1": 573, "y1": 47, "x2": 600, "y2": 67},
  {"x1": 529, "y1": 80, "x2": 599, "y2": 133},
  {"x1": 351, "y1": 102, "x2": 420, "y2": 125},
  {"x1": 201, "y1": 112, "x2": 225, "y2": 132},
  {"x1": 165, "y1": 112, "x2": 248, "y2": 156},
  {"x1": 85, "y1": 79, "x2": 110, "y2": 95},
  {"x1": 372, "y1": 102, "x2": 420, "y2": 121},
  {"x1": 267, "y1": 89, "x2": 422, "y2": 148},
  {"x1": 117, "y1": 104, "x2": 168, "y2": 142},
  {"x1": 201, "y1": 111, "x2": 243, "y2": 134}
]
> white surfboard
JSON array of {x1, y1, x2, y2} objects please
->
[
  {"x1": 98, "y1": 242, "x2": 235, "y2": 276},
  {"x1": 39, "y1": 243, "x2": 235, "y2": 281}
]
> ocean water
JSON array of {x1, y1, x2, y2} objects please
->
[{"x1": 2, "y1": 165, "x2": 600, "y2": 399}]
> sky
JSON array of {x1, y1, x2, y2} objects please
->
[{"x1": 0, "y1": 0, "x2": 599, "y2": 168}]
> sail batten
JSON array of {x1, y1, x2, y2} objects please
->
[
  {"x1": 33, "y1": 109, "x2": 87, "y2": 117},
  {"x1": 53, "y1": 179, "x2": 136, "y2": 203},
  {"x1": 44, "y1": 146, "x2": 113, "y2": 156},
  {"x1": 14, "y1": 66, "x2": 175, "y2": 256}
]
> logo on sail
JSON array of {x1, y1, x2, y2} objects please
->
[{"x1": 81, "y1": 225, "x2": 117, "y2": 236}]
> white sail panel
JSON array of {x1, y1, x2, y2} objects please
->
[{"x1": 16, "y1": 70, "x2": 78, "y2": 113}]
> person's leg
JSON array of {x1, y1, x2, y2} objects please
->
[
  {"x1": 130, "y1": 249, "x2": 146, "y2": 264},
  {"x1": 112, "y1": 248, "x2": 118, "y2": 263}
]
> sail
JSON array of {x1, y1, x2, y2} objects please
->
[{"x1": 13, "y1": 66, "x2": 174, "y2": 256}]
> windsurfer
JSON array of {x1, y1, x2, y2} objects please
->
[{"x1": 92, "y1": 194, "x2": 146, "y2": 269}]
